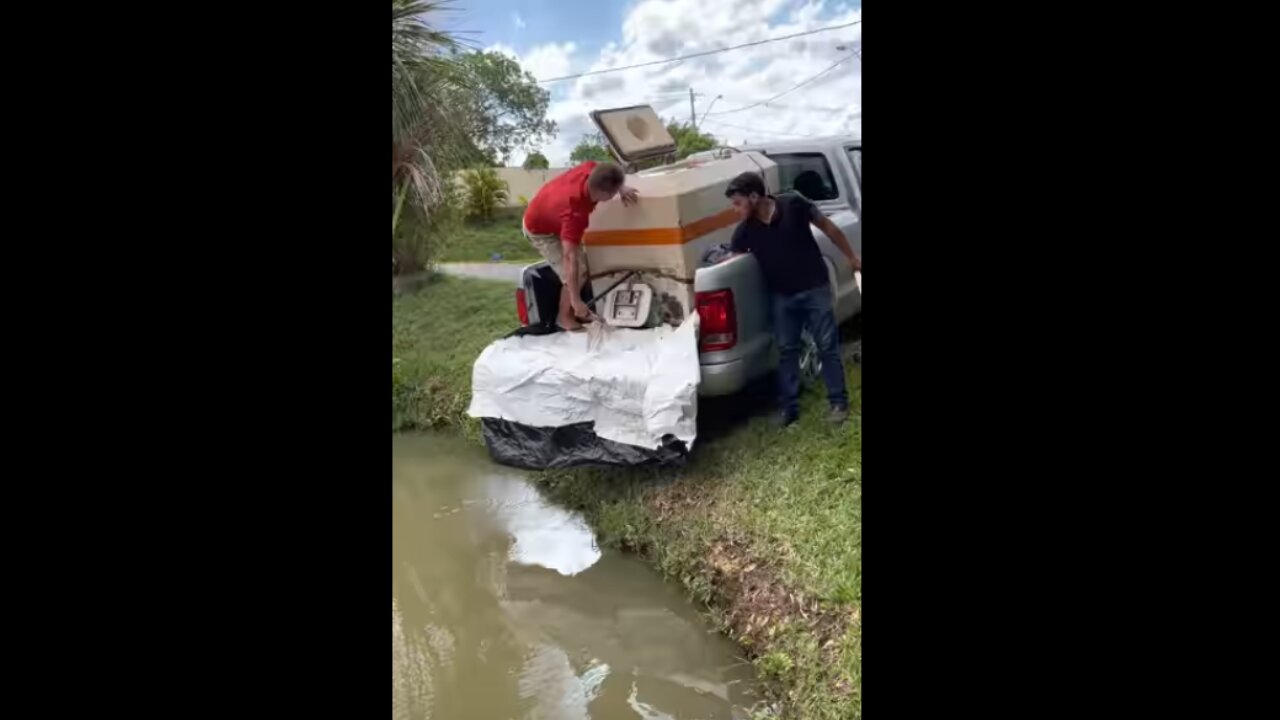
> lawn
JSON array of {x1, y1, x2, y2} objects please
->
[
  {"x1": 392, "y1": 274, "x2": 516, "y2": 438},
  {"x1": 392, "y1": 276, "x2": 862, "y2": 719},
  {"x1": 436, "y1": 207, "x2": 539, "y2": 263}
]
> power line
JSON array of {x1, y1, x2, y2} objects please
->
[
  {"x1": 534, "y1": 20, "x2": 862, "y2": 84},
  {"x1": 725, "y1": 101, "x2": 860, "y2": 114},
  {"x1": 701, "y1": 118, "x2": 819, "y2": 138},
  {"x1": 708, "y1": 52, "x2": 859, "y2": 117}
]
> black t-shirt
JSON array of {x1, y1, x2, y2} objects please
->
[{"x1": 729, "y1": 192, "x2": 828, "y2": 296}]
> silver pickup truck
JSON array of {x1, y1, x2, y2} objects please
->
[{"x1": 515, "y1": 136, "x2": 862, "y2": 397}]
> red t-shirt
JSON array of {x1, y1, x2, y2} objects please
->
[{"x1": 523, "y1": 161, "x2": 598, "y2": 246}]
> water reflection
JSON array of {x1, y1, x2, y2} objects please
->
[
  {"x1": 392, "y1": 434, "x2": 756, "y2": 719},
  {"x1": 485, "y1": 474, "x2": 602, "y2": 576}
]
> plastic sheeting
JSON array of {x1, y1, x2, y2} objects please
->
[
  {"x1": 468, "y1": 314, "x2": 700, "y2": 465},
  {"x1": 480, "y1": 419, "x2": 687, "y2": 470}
]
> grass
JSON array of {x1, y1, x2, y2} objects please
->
[
  {"x1": 392, "y1": 276, "x2": 862, "y2": 719},
  {"x1": 436, "y1": 207, "x2": 539, "y2": 263},
  {"x1": 392, "y1": 274, "x2": 516, "y2": 439},
  {"x1": 534, "y1": 367, "x2": 862, "y2": 719}
]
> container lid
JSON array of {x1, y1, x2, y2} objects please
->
[{"x1": 589, "y1": 105, "x2": 677, "y2": 163}]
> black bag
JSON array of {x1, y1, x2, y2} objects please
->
[{"x1": 481, "y1": 418, "x2": 687, "y2": 470}]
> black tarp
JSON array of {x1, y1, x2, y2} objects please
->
[{"x1": 481, "y1": 418, "x2": 688, "y2": 470}]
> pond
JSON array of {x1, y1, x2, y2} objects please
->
[{"x1": 392, "y1": 433, "x2": 759, "y2": 719}]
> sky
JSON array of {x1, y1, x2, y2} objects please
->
[{"x1": 440, "y1": 0, "x2": 862, "y2": 166}]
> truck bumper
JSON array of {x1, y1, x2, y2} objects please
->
[
  {"x1": 699, "y1": 337, "x2": 777, "y2": 397},
  {"x1": 699, "y1": 358, "x2": 749, "y2": 397}
]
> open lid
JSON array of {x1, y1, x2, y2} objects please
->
[{"x1": 589, "y1": 105, "x2": 677, "y2": 163}]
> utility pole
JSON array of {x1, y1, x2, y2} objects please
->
[{"x1": 689, "y1": 88, "x2": 696, "y2": 127}]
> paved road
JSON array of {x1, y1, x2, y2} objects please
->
[{"x1": 436, "y1": 262, "x2": 525, "y2": 284}]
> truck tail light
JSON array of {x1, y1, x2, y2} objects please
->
[
  {"x1": 515, "y1": 287, "x2": 530, "y2": 326},
  {"x1": 696, "y1": 289, "x2": 737, "y2": 352}
]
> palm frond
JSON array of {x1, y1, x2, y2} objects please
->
[
  {"x1": 392, "y1": 1, "x2": 472, "y2": 141},
  {"x1": 392, "y1": 1, "x2": 459, "y2": 57},
  {"x1": 391, "y1": 0, "x2": 469, "y2": 227}
]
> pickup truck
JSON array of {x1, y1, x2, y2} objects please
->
[{"x1": 514, "y1": 135, "x2": 862, "y2": 397}]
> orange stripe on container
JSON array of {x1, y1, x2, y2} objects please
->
[
  {"x1": 682, "y1": 208, "x2": 740, "y2": 241},
  {"x1": 584, "y1": 208, "x2": 739, "y2": 246},
  {"x1": 584, "y1": 228, "x2": 683, "y2": 246}
]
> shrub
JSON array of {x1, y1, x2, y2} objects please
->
[{"x1": 461, "y1": 167, "x2": 509, "y2": 222}]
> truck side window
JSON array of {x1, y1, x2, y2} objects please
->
[{"x1": 767, "y1": 153, "x2": 839, "y2": 201}]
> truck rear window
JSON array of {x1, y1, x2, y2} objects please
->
[{"x1": 767, "y1": 152, "x2": 839, "y2": 201}]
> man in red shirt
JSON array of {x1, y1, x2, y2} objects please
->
[{"x1": 523, "y1": 161, "x2": 637, "y2": 330}]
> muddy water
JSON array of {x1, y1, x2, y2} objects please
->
[{"x1": 392, "y1": 434, "x2": 758, "y2": 720}]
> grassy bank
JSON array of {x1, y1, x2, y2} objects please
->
[
  {"x1": 392, "y1": 274, "x2": 514, "y2": 439},
  {"x1": 392, "y1": 276, "x2": 862, "y2": 719},
  {"x1": 437, "y1": 207, "x2": 538, "y2": 263}
]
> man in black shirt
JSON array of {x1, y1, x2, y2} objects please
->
[{"x1": 725, "y1": 171, "x2": 861, "y2": 426}]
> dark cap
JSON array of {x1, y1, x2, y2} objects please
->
[{"x1": 724, "y1": 171, "x2": 766, "y2": 198}]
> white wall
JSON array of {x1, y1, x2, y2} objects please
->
[{"x1": 454, "y1": 167, "x2": 572, "y2": 207}]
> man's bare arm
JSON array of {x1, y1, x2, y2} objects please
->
[
  {"x1": 561, "y1": 241, "x2": 593, "y2": 318},
  {"x1": 812, "y1": 210, "x2": 860, "y2": 272}
]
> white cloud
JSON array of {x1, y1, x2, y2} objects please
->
[
  {"x1": 486, "y1": 41, "x2": 578, "y2": 89},
  {"x1": 524, "y1": 0, "x2": 861, "y2": 166},
  {"x1": 525, "y1": 42, "x2": 577, "y2": 82},
  {"x1": 513, "y1": 12, "x2": 526, "y2": 30}
]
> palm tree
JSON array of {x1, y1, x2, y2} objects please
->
[
  {"x1": 460, "y1": 167, "x2": 510, "y2": 222},
  {"x1": 391, "y1": 0, "x2": 466, "y2": 236}
]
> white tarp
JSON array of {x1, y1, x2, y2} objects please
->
[{"x1": 468, "y1": 314, "x2": 700, "y2": 450}]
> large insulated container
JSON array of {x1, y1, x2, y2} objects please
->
[{"x1": 581, "y1": 105, "x2": 778, "y2": 323}]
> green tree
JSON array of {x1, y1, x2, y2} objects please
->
[
  {"x1": 390, "y1": 1, "x2": 554, "y2": 273},
  {"x1": 448, "y1": 51, "x2": 557, "y2": 165},
  {"x1": 522, "y1": 151, "x2": 550, "y2": 170},
  {"x1": 667, "y1": 120, "x2": 718, "y2": 159},
  {"x1": 570, "y1": 134, "x2": 613, "y2": 163}
]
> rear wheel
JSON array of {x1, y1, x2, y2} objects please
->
[
  {"x1": 800, "y1": 268, "x2": 842, "y2": 381},
  {"x1": 799, "y1": 330, "x2": 822, "y2": 381}
]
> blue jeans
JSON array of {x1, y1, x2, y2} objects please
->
[{"x1": 772, "y1": 284, "x2": 848, "y2": 416}]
